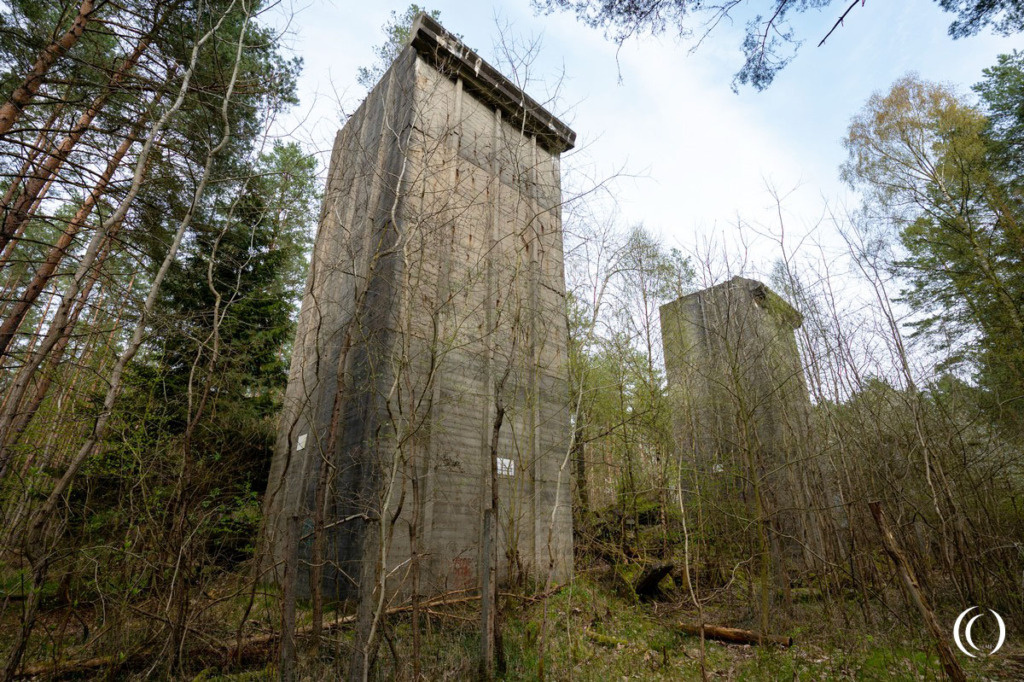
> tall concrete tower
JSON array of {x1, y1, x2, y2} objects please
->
[
  {"x1": 264, "y1": 15, "x2": 575, "y2": 601},
  {"x1": 660, "y1": 277, "x2": 829, "y2": 566}
]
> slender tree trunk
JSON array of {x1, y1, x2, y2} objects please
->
[
  {"x1": 0, "y1": 36, "x2": 149, "y2": 255},
  {"x1": 0, "y1": 0, "x2": 96, "y2": 137},
  {"x1": 309, "y1": 463, "x2": 329, "y2": 648},
  {"x1": 348, "y1": 518, "x2": 380, "y2": 682},
  {"x1": 480, "y1": 399, "x2": 505, "y2": 681},
  {"x1": 163, "y1": 199, "x2": 246, "y2": 674},
  {"x1": 0, "y1": 4, "x2": 234, "y2": 478},
  {"x1": 279, "y1": 515, "x2": 299, "y2": 682},
  {"x1": 572, "y1": 407, "x2": 588, "y2": 512},
  {"x1": 678, "y1": 476, "x2": 709, "y2": 681},
  {"x1": 0, "y1": 554, "x2": 48, "y2": 682},
  {"x1": 869, "y1": 501, "x2": 966, "y2": 682},
  {"x1": 0, "y1": 120, "x2": 142, "y2": 357},
  {"x1": 0, "y1": 17, "x2": 248, "y2": 674},
  {"x1": 410, "y1": 471, "x2": 422, "y2": 681}
]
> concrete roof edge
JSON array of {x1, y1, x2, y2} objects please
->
[
  {"x1": 408, "y1": 13, "x2": 577, "y2": 154},
  {"x1": 658, "y1": 276, "x2": 804, "y2": 328}
]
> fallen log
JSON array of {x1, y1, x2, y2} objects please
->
[
  {"x1": 677, "y1": 623, "x2": 793, "y2": 647},
  {"x1": 17, "y1": 654, "x2": 143, "y2": 679}
]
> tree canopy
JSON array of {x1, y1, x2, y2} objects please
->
[
  {"x1": 535, "y1": 0, "x2": 1024, "y2": 90},
  {"x1": 842, "y1": 67, "x2": 1024, "y2": 433},
  {"x1": 357, "y1": 4, "x2": 445, "y2": 89}
]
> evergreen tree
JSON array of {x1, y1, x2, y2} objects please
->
[{"x1": 842, "y1": 73, "x2": 1024, "y2": 434}]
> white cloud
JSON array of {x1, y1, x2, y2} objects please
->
[{"x1": 271, "y1": 0, "x2": 1022, "y2": 270}]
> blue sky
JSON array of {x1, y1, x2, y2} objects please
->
[{"x1": 270, "y1": 0, "x2": 1021, "y2": 269}]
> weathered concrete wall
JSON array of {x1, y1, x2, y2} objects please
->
[
  {"x1": 660, "y1": 277, "x2": 828, "y2": 564},
  {"x1": 264, "y1": 16, "x2": 574, "y2": 601},
  {"x1": 262, "y1": 46, "x2": 418, "y2": 599}
]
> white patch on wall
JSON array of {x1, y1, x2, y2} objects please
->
[
  {"x1": 297, "y1": 433, "x2": 307, "y2": 451},
  {"x1": 497, "y1": 457, "x2": 514, "y2": 477}
]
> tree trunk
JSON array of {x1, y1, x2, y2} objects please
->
[
  {"x1": 869, "y1": 501, "x2": 966, "y2": 682},
  {"x1": 0, "y1": 0, "x2": 96, "y2": 137},
  {"x1": 0, "y1": 37, "x2": 149, "y2": 256},
  {"x1": 479, "y1": 507, "x2": 496, "y2": 681},
  {"x1": 677, "y1": 623, "x2": 792, "y2": 647},
  {"x1": 279, "y1": 515, "x2": 299, "y2": 682},
  {"x1": 480, "y1": 389, "x2": 506, "y2": 680},
  {"x1": 0, "y1": 121, "x2": 141, "y2": 357},
  {"x1": 572, "y1": 409, "x2": 588, "y2": 511},
  {"x1": 348, "y1": 519, "x2": 380, "y2": 682}
]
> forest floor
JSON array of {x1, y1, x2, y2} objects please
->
[
  {"x1": 6, "y1": 565, "x2": 1023, "y2": 680},
  {"x1": 492, "y1": 569, "x2": 1024, "y2": 681},
  {"x1": 360, "y1": 567, "x2": 1023, "y2": 681}
]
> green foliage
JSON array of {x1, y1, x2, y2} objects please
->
[
  {"x1": 101, "y1": 139, "x2": 317, "y2": 531},
  {"x1": 356, "y1": 5, "x2": 444, "y2": 90},
  {"x1": 568, "y1": 224, "x2": 693, "y2": 569},
  {"x1": 152, "y1": 140, "x2": 316, "y2": 423},
  {"x1": 975, "y1": 49, "x2": 1024, "y2": 181},
  {"x1": 939, "y1": 0, "x2": 1024, "y2": 37},
  {"x1": 592, "y1": 231, "x2": 687, "y2": 521},
  {"x1": 842, "y1": 73, "x2": 1024, "y2": 434},
  {"x1": 0, "y1": 1, "x2": 317, "y2": 670},
  {"x1": 537, "y1": 0, "x2": 1024, "y2": 90}
]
